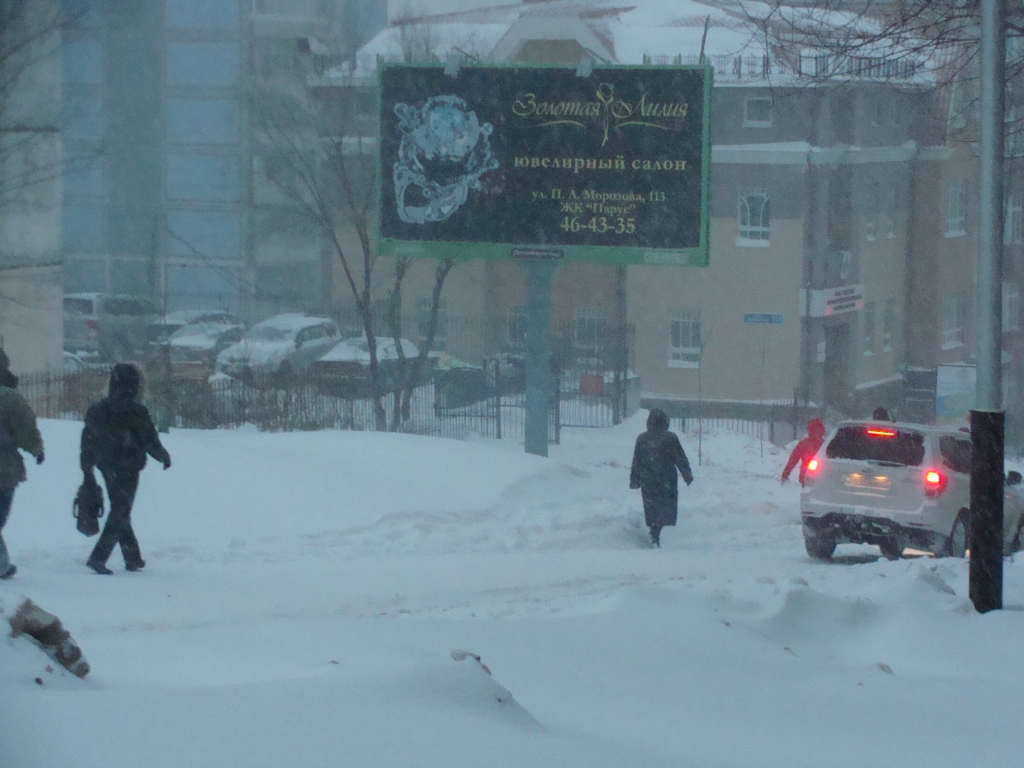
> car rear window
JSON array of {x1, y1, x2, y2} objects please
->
[
  {"x1": 940, "y1": 436, "x2": 972, "y2": 474},
  {"x1": 64, "y1": 298, "x2": 94, "y2": 315},
  {"x1": 825, "y1": 426, "x2": 926, "y2": 466},
  {"x1": 103, "y1": 298, "x2": 154, "y2": 316}
]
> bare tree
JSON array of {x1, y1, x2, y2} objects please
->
[
  {"x1": 739, "y1": 0, "x2": 1024, "y2": 139},
  {"x1": 250, "y1": 55, "x2": 453, "y2": 431}
]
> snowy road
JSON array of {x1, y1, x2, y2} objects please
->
[{"x1": 2, "y1": 415, "x2": 1023, "y2": 767}]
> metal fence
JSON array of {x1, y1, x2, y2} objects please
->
[
  {"x1": 671, "y1": 415, "x2": 798, "y2": 448},
  {"x1": 18, "y1": 363, "x2": 612, "y2": 443}
]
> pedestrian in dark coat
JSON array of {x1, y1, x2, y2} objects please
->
[
  {"x1": 81, "y1": 364, "x2": 171, "y2": 575},
  {"x1": 0, "y1": 368, "x2": 44, "y2": 579},
  {"x1": 781, "y1": 418, "x2": 826, "y2": 486},
  {"x1": 630, "y1": 409, "x2": 693, "y2": 547}
]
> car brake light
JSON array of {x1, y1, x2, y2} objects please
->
[
  {"x1": 807, "y1": 458, "x2": 819, "y2": 473},
  {"x1": 924, "y1": 469, "x2": 947, "y2": 498},
  {"x1": 866, "y1": 428, "x2": 896, "y2": 438}
]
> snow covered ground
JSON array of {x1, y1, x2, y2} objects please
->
[{"x1": 2, "y1": 414, "x2": 1023, "y2": 768}]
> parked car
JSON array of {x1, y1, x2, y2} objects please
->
[
  {"x1": 168, "y1": 316, "x2": 247, "y2": 376},
  {"x1": 216, "y1": 314, "x2": 340, "y2": 380},
  {"x1": 800, "y1": 420, "x2": 1024, "y2": 560},
  {"x1": 148, "y1": 310, "x2": 243, "y2": 346},
  {"x1": 312, "y1": 336, "x2": 421, "y2": 398},
  {"x1": 63, "y1": 293, "x2": 158, "y2": 362}
]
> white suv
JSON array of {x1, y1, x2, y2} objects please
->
[{"x1": 800, "y1": 420, "x2": 1024, "y2": 560}]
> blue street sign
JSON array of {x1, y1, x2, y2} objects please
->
[{"x1": 744, "y1": 313, "x2": 783, "y2": 324}]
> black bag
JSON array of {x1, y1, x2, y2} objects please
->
[{"x1": 73, "y1": 475, "x2": 104, "y2": 537}]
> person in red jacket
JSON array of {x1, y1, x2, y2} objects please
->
[{"x1": 781, "y1": 418, "x2": 826, "y2": 486}]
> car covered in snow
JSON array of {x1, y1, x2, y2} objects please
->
[
  {"x1": 801, "y1": 420, "x2": 1024, "y2": 560},
  {"x1": 168, "y1": 315, "x2": 247, "y2": 374},
  {"x1": 215, "y1": 314, "x2": 340, "y2": 380},
  {"x1": 311, "y1": 335, "x2": 422, "y2": 398},
  {"x1": 149, "y1": 310, "x2": 244, "y2": 346}
]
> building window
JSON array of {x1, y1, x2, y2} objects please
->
[
  {"x1": 944, "y1": 180, "x2": 967, "y2": 237},
  {"x1": 883, "y1": 299, "x2": 895, "y2": 351},
  {"x1": 737, "y1": 190, "x2": 770, "y2": 246},
  {"x1": 167, "y1": 211, "x2": 242, "y2": 260},
  {"x1": 574, "y1": 308, "x2": 607, "y2": 353},
  {"x1": 866, "y1": 182, "x2": 879, "y2": 241},
  {"x1": 863, "y1": 301, "x2": 875, "y2": 355},
  {"x1": 742, "y1": 97, "x2": 772, "y2": 128},
  {"x1": 417, "y1": 299, "x2": 447, "y2": 352},
  {"x1": 941, "y1": 291, "x2": 965, "y2": 349},
  {"x1": 167, "y1": 43, "x2": 239, "y2": 88},
  {"x1": 167, "y1": 99, "x2": 240, "y2": 145},
  {"x1": 871, "y1": 99, "x2": 884, "y2": 127},
  {"x1": 166, "y1": 155, "x2": 240, "y2": 202},
  {"x1": 507, "y1": 306, "x2": 526, "y2": 348},
  {"x1": 1007, "y1": 106, "x2": 1019, "y2": 158},
  {"x1": 1004, "y1": 287, "x2": 1020, "y2": 332},
  {"x1": 884, "y1": 184, "x2": 897, "y2": 238},
  {"x1": 1006, "y1": 195, "x2": 1023, "y2": 244},
  {"x1": 669, "y1": 310, "x2": 701, "y2": 368}
]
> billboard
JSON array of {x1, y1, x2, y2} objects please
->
[
  {"x1": 378, "y1": 64, "x2": 712, "y2": 266},
  {"x1": 936, "y1": 364, "x2": 975, "y2": 426}
]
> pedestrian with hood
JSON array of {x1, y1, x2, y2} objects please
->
[
  {"x1": 81, "y1": 363, "x2": 171, "y2": 575},
  {"x1": 630, "y1": 408, "x2": 693, "y2": 547},
  {"x1": 0, "y1": 355, "x2": 44, "y2": 580},
  {"x1": 781, "y1": 418, "x2": 826, "y2": 486}
]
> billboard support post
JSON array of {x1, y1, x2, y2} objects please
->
[
  {"x1": 970, "y1": 0, "x2": 1006, "y2": 613},
  {"x1": 524, "y1": 260, "x2": 556, "y2": 457}
]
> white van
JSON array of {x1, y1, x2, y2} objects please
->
[{"x1": 801, "y1": 420, "x2": 1024, "y2": 560}]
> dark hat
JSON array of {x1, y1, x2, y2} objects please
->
[
  {"x1": 108, "y1": 363, "x2": 142, "y2": 400},
  {"x1": 647, "y1": 408, "x2": 670, "y2": 432}
]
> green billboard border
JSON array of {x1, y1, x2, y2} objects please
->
[{"x1": 376, "y1": 61, "x2": 713, "y2": 267}]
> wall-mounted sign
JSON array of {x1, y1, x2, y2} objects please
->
[
  {"x1": 378, "y1": 64, "x2": 712, "y2": 265},
  {"x1": 799, "y1": 284, "x2": 865, "y2": 318},
  {"x1": 744, "y1": 313, "x2": 783, "y2": 324}
]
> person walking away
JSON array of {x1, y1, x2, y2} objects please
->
[
  {"x1": 781, "y1": 418, "x2": 826, "y2": 486},
  {"x1": 81, "y1": 364, "x2": 171, "y2": 575},
  {"x1": 0, "y1": 364, "x2": 45, "y2": 579},
  {"x1": 872, "y1": 407, "x2": 893, "y2": 421},
  {"x1": 630, "y1": 409, "x2": 693, "y2": 547}
]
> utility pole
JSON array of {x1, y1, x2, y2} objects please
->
[{"x1": 970, "y1": 0, "x2": 1006, "y2": 613}]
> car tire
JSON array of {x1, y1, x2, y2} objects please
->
[
  {"x1": 878, "y1": 539, "x2": 902, "y2": 561},
  {"x1": 942, "y1": 511, "x2": 970, "y2": 558},
  {"x1": 804, "y1": 533, "x2": 836, "y2": 560}
]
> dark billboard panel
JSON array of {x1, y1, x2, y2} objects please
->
[{"x1": 378, "y1": 64, "x2": 711, "y2": 266}]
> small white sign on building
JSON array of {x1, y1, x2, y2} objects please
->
[{"x1": 799, "y1": 284, "x2": 865, "y2": 318}]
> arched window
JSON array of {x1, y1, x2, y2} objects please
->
[{"x1": 737, "y1": 190, "x2": 770, "y2": 245}]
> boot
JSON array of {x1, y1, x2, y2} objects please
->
[
  {"x1": 125, "y1": 559, "x2": 145, "y2": 572},
  {"x1": 0, "y1": 564, "x2": 16, "y2": 579},
  {"x1": 87, "y1": 559, "x2": 113, "y2": 575}
]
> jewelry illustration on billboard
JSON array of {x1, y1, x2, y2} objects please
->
[{"x1": 393, "y1": 95, "x2": 499, "y2": 224}]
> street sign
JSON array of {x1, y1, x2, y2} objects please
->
[
  {"x1": 378, "y1": 64, "x2": 712, "y2": 266},
  {"x1": 744, "y1": 313, "x2": 783, "y2": 324}
]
